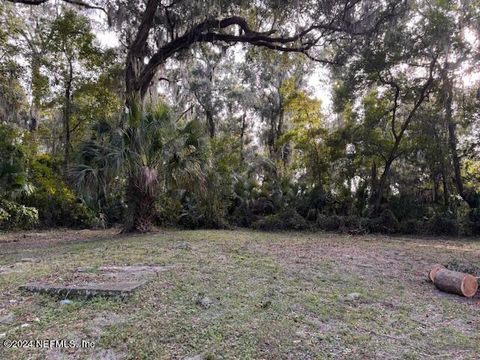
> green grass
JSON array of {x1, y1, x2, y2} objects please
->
[{"x1": 0, "y1": 229, "x2": 480, "y2": 359}]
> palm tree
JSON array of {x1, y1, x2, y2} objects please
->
[
  {"x1": 73, "y1": 120, "x2": 125, "y2": 225},
  {"x1": 74, "y1": 103, "x2": 206, "y2": 232}
]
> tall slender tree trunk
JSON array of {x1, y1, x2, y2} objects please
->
[
  {"x1": 63, "y1": 59, "x2": 73, "y2": 174},
  {"x1": 29, "y1": 55, "x2": 42, "y2": 132},
  {"x1": 444, "y1": 72, "x2": 479, "y2": 209},
  {"x1": 370, "y1": 132, "x2": 403, "y2": 216},
  {"x1": 369, "y1": 57, "x2": 436, "y2": 216},
  {"x1": 206, "y1": 109, "x2": 215, "y2": 138},
  {"x1": 432, "y1": 174, "x2": 439, "y2": 204},
  {"x1": 371, "y1": 156, "x2": 395, "y2": 216},
  {"x1": 441, "y1": 166, "x2": 449, "y2": 207},
  {"x1": 240, "y1": 113, "x2": 246, "y2": 162}
]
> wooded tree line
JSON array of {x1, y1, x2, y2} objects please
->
[{"x1": 1, "y1": 0, "x2": 479, "y2": 235}]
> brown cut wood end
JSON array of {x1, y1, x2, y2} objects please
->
[
  {"x1": 429, "y1": 264, "x2": 444, "y2": 283},
  {"x1": 461, "y1": 274, "x2": 478, "y2": 298}
]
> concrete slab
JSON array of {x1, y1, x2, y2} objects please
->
[
  {"x1": 19, "y1": 281, "x2": 147, "y2": 298},
  {"x1": 76, "y1": 265, "x2": 174, "y2": 276},
  {"x1": 96, "y1": 265, "x2": 173, "y2": 273}
]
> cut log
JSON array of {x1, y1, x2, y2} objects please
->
[
  {"x1": 428, "y1": 264, "x2": 445, "y2": 283},
  {"x1": 433, "y1": 268, "x2": 478, "y2": 298}
]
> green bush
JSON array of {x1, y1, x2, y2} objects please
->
[
  {"x1": 155, "y1": 192, "x2": 182, "y2": 227},
  {"x1": 316, "y1": 214, "x2": 343, "y2": 231},
  {"x1": 343, "y1": 215, "x2": 368, "y2": 234},
  {"x1": 251, "y1": 197, "x2": 276, "y2": 215},
  {"x1": 0, "y1": 206, "x2": 11, "y2": 228},
  {"x1": 398, "y1": 219, "x2": 421, "y2": 234},
  {"x1": 427, "y1": 212, "x2": 458, "y2": 236},
  {"x1": 252, "y1": 208, "x2": 309, "y2": 231},
  {"x1": 465, "y1": 208, "x2": 480, "y2": 236},
  {"x1": 316, "y1": 214, "x2": 367, "y2": 234},
  {"x1": 0, "y1": 199, "x2": 38, "y2": 230},
  {"x1": 25, "y1": 155, "x2": 94, "y2": 228},
  {"x1": 229, "y1": 203, "x2": 257, "y2": 227},
  {"x1": 0, "y1": 124, "x2": 34, "y2": 200},
  {"x1": 389, "y1": 194, "x2": 427, "y2": 222},
  {"x1": 445, "y1": 259, "x2": 480, "y2": 277},
  {"x1": 175, "y1": 192, "x2": 230, "y2": 230},
  {"x1": 367, "y1": 209, "x2": 400, "y2": 234},
  {"x1": 177, "y1": 197, "x2": 204, "y2": 229}
]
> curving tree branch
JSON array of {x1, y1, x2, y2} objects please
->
[
  {"x1": 128, "y1": 0, "x2": 406, "y2": 102},
  {"x1": 10, "y1": 0, "x2": 407, "y2": 106},
  {"x1": 6, "y1": 0, "x2": 108, "y2": 16}
]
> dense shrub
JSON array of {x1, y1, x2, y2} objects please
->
[
  {"x1": 316, "y1": 214, "x2": 367, "y2": 234},
  {"x1": 389, "y1": 194, "x2": 427, "y2": 222},
  {"x1": 252, "y1": 208, "x2": 309, "y2": 231},
  {"x1": 0, "y1": 124, "x2": 34, "y2": 200},
  {"x1": 465, "y1": 208, "x2": 480, "y2": 236},
  {"x1": 0, "y1": 206, "x2": 10, "y2": 225},
  {"x1": 175, "y1": 192, "x2": 230, "y2": 230},
  {"x1": 446, "y1": 259, "x2": 480, "y2": 276},
  {"x1": 343, "y1": 215, "x2": 368, "y2": 234},
  {"x1": 176, "y1": 195, "x2": 204, "y2": 229},
  {"x1": 228, "y1": 203, "x2": 256, "y2": 227},
  {"x1": 427, "y1": 212, "x2": 458, "y2": 236},
  {"x1": 0, "y1": 199, "x2": 38, "y2": 230},
  {"x1": 155, "y1": 192, "x2": 183, "y2": 227},
  {"x1": 316, "y1": 214, "x2": 343, "y2": 231},
  {"x1": 398, "y1": 219, "x2": 421, "y2": 235},
  {"x1": 251, "y1": 197, "x2": 276, "y2": 215},
  {"x1": 178, "y1": 210, "x2": 230, "y2": 229},
  {"x1": 25, "y1": 155, "x2": 94, "y2": 228},
  {"x1": 367, "y1": 209, "x2": 400, "y2": 234},
  {"x1": 177, "y1": 209, "x2": 203, "y2": 229}
]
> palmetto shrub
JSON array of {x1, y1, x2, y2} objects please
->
[{"x1": 0, "y1": 199, "x2": 38, "y2": 230}]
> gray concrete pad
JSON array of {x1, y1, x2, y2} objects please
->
[
  {"x1": 20, "y1": 281, "x2": 147, "y2": 298},
  {"x1": 19, "y1": 264, "x2": 175, "y2": 299}
]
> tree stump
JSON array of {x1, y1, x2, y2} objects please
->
[{"x1": 432, "y1": 268, "x2": 478, "y2": 298}]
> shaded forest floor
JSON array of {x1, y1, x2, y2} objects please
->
[{"x1": 1, "y1": 229, "x2": 480, "y2": 359}]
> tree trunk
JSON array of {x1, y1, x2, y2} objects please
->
[
  {"x1": 432, "y1": 175, "x2": 438, "y2": 204},
  {"x1": 29, "y1": 55, "x2": 42, "y2": 132},
  {"x1": 369, "y1": 57, "x2": 436, "y2": 216},
  {"x1": 123, "y1": 165, "x2": 159, "y2": 233},
  {"x1": 240, "y1": 113, "x2": 246, "y2": 162},
  {"x1": 370, "y1": 161, "x2": 378, "y2": 200},
  {"x1": 444, "y1": 70, "x2": 479, "y2": 209},
  {"x1": 432, "y1": 268, "x2": 478, "y2": 298},
  {"x1": 63, "y1": 59, "x2": 73, "y2": 174},
  {"x1": 370, "y1": 155, "x2": 395, "y2": 216},
  {"x1": 441, "y1": 167, "x2": 449, "y2": 207},
  {"x1": 206, "y1": 109, "x2": 215, "y2": 138}
]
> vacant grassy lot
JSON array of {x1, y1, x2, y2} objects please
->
[{"x1": 0, "y1": 229, "x2": 479, "y2": 359}]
